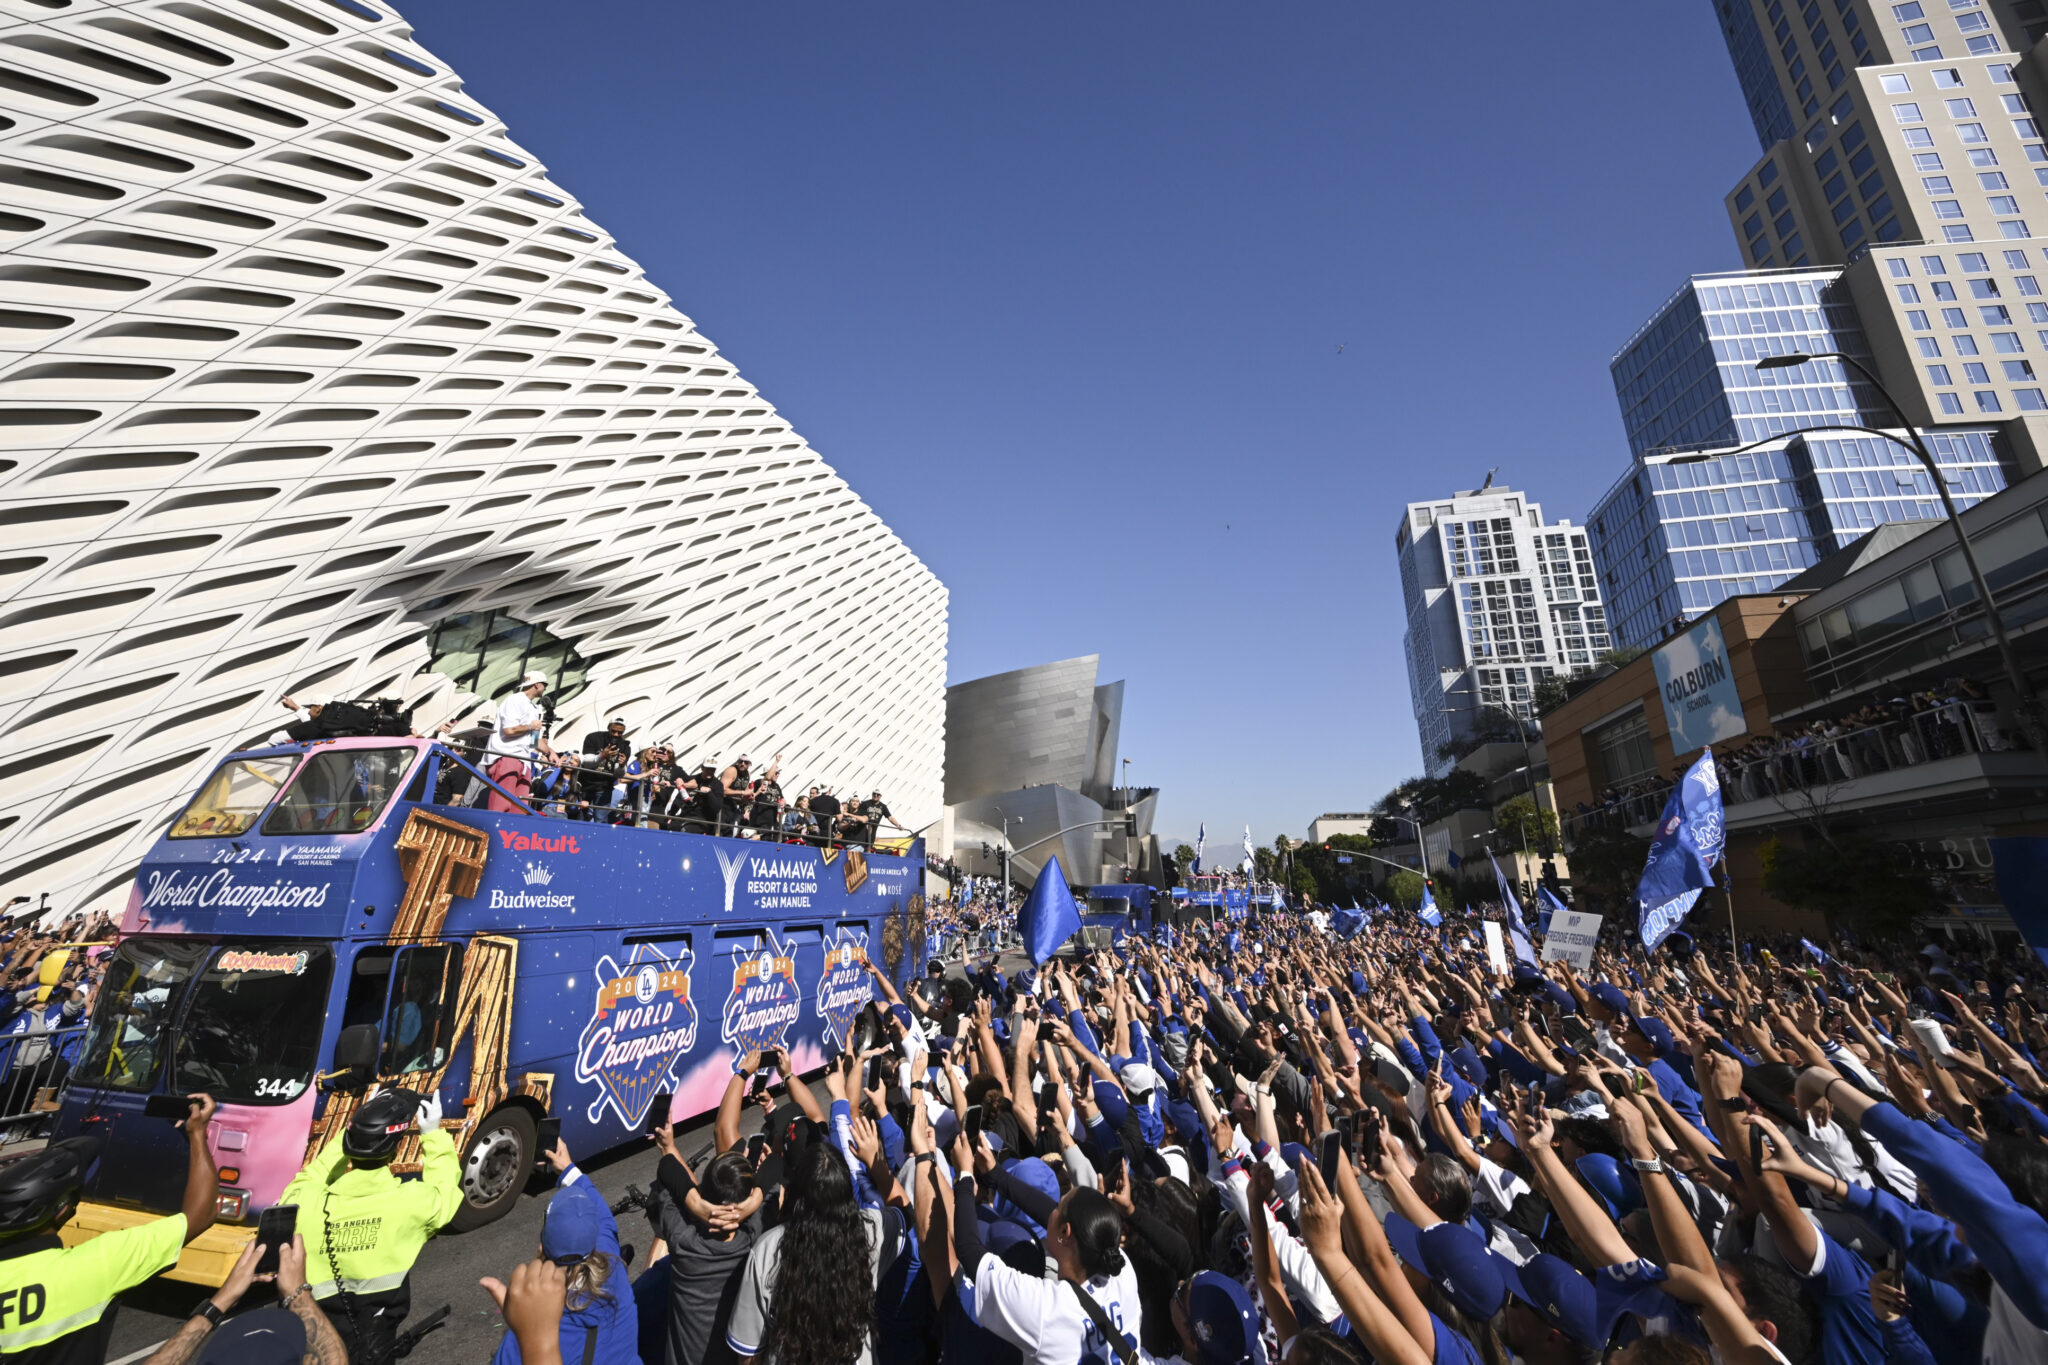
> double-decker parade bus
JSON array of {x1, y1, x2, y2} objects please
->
[{"x1": 48, "y1": 735, "x2": 927, "y2": 1284}]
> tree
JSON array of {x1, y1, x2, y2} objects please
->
[
  {"x1": 1172, "y1": 843, "x2": 1196, "y2": 878},
  {"x1": 1494, "y1": 796, "x2": 1561, "y2": 856},
  {"x1": 1760, "y1": 834, "x2": 1941, "y2": 938},
  {"x1": 1290, "y1": 864, "x2": 1318, "y2": 898},
  {"x1": 1253, "y1": 847, "x2": 1278, "y2": 880},
  {"x1": 1385, "y1": 870, "x2": 1426, "y2": 908},
  {"x1": 1566, "y1": 825, "x2": 1651, "y2": 916}
]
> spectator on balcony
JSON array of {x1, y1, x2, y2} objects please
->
[
  {"x1": 716, "y1": 757, "x2": 755, "y2": 837},
  {"x1": 487, "y1": 672, "x2": 556, "y2": 814}
]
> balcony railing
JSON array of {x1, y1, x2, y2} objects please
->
[{"x1": 1564, "y1": 700, "x2": 2013, "y2": 841}]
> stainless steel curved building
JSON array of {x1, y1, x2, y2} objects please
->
[{"x1": 0, "y1": 0, "x2": 947, "y2": 916}]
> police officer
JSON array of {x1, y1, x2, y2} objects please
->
[
  {"x1": 280, "y1": 1087, "x2": 463, "y2": 1364},
  {"x1": 0, "y1": 1092, "x2": 219, "y2": 1363}
]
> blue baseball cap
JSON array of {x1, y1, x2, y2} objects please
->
[
  {"x1": 541, "y1": 1185, "x2": 601, "y2": 1261},
  {"x1": 1382, "y1": 1213, "x2": 1506, "y2": 1321},
  {"x1": 1574, "y1": 1153, "x2": 1642, "y2": 1220},
  {"x1": 1497, "y1": 1252, "x2": 1602, "y2": 1348},
  {"x1": 1588, "y1": 984, "x2": 1629, "y2": 1017},
  {"x1": 1632, "y1": 1017, "x2": 1675, "y2": 1056},
  {"x1": 1184, "y1": 1270, "x2": 1261, "y2": 1365}
]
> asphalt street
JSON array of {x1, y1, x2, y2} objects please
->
[{"x1": 102, "y1": 1073, "x2": 821, "y2": 1364}]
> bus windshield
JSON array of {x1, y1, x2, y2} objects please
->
[
  {"x1": 261, "y1": 748, "x2": 414, "y2": 837},
  {"x1": 168, "y1": 756, "x2": 296, "y2": 839},
  {"x1": 172, "y1": 944, "x2": 333, "y2": 1105},
  {"x1": 72, "y1": 939, "x2": 208, "y2": 1091}
]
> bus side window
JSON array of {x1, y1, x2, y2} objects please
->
[{"x1": 384, "y1": 944, "x2": 464, "y2": 1077}]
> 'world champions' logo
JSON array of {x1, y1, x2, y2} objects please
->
[
  {"x1": 720, "y1": 928, "x2": 801, "y2": 1062},
  {"x1": 574, "y1": 943, "x2": 699, "y2": 1127},
  {"x1": 815, "y1": 926, "x2": 872, "y2": 1047}
]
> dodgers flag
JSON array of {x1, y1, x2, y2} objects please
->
[
  {"x1": 1020, "y1": 855, "x2": 1083, "y2": 964},
  {"x1": 1332, "y1": 906, "x2": 1365, "y2": 937},
  {"x1": 1418, "y1": 882, "x2": 1442, "y2": 928},
  {"x1": 1193, "y1": 822, "x2": 1206, "y2": 874},
  {"x1": 1636, "y1": 750, "x2": 1726, "y2": 953},
  {"x1": 1489, "y1": 852, "x2": 1537, "y2": 966},
  {"x1": 1535, "y1": 884, "x2": 1569, "y2": 936}
]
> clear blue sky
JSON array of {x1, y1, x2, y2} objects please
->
[{"x1": 401, "y1": 0, "x2": 1760, "y2": 849}]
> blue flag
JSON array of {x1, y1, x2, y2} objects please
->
[
  {"x1": 1332, "y1": 908, "x2": 1365, "y2": 938},
  {"x1": 1490, "y1": 852, "x2": 1537, "y2": 966},
  {"x1": 1799, "y1": 937, "x2": 1831, "y2": 964},
  {"x1": 1637, "y1": 751, "x2": 1726, "y2": 953},
  {"x1": 1418, "y1": 882, "x2": 1442, "y2": 928},
  {"x1": 1535, "y1": 884, "x2": 1569, "y2": 936},
  {"x1": 1020, "y1": 856, "x2": 1083, "y2": 964},
  {"x1": 1193, "y1": 822, "x2": 1205, "y2": 875}
]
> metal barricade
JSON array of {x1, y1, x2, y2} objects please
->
[{"x1": 0, "y1": 1024, "x2": 86, "y2": 1144}]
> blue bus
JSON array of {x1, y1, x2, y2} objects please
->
[{"x1": 51, "y1": 735, "x2": 926, "y2": 1284}]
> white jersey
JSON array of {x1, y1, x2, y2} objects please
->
[{"x1": 963, "y1": 1250, "x2": 1146, "y2": 1365}]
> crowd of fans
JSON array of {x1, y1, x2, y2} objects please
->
[
  {"x1": 0, "y1": 908, "x2": 113, "y2": 1139},
  {"x1": 437, "y1": 902, "x2": 2048, "y2": 1365},
  {"x1": 271, "y1": 677, "x2": 904, "y2": 848},
  {"x1": 1575, "y1": 677, "x2": 2010, "y2": 833}
]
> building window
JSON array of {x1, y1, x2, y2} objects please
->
[
  {"x1": 1947, "y1": 98, "x2": 1979, "y2": 118},
  {"x1": 1934, "y1": 280, "x2": 1960, "y2": 299},
  {"x1": 1966, "y1": 34, "x2": 2000, "y2": 52},
  {"x1": 1956, "y1": 332, "x2": 1981, "y2": 352},
  {"x1": 1928, "y1": 364, "x2": 1955, "y2": 383},
  {"x1": 1941, "y1": 392, "x2": 1967, "y2": 413},
  {"x1": 1914, "y1": 153, "x2": 1946, "y2": 171},
  {"x1": 2018, "y1": 388, "x2": 2048, "y2": 409},
  {"x1": 1961, "y1": 251, "x2": 1990, "y2": 270},
  {"x1": 1946, "y1": 224, "x2": 1978, "y2": 241},
  {"x1": 1935, "y1": 199, "x2": 1967, "y2": 218},
  {"x1": 1991, "y1": 63, "x2": 2016, "y2": 83},
  {"x1": 1909, "y1": 309, "x2": 1932, "y2": 328},
  {"x1": 1889, "y1": 257, "x2": 1913, "y2": 277},
  {"x1": 2004, "y1": 359, "x2": 2037, "y2": 379},
  {"x1": 1933, "y1": 67, "x2": 1965, "y2": 88},
  {"x1": 1906, "y1": 128, "x2": 1938, "y2": 147},
  {"x1": 1976, "y1": 390, "x2": 2003, "y2": 411},
  {"x1": 1919, "y1": 336, "x2": 1944, "y2": 356},
  {"x1": 425, "y1": 610, "x2": 593, "y2": 711},
  {"x1": 1997, "y1": 334, "x2": 2029, "y2": 353},
  {"x1": 1946, "y1": 308, "x2": 1971, "y2": 327},
  {"x1": 1970, "y1": 278, "x2": 2002, "y2": 297},
  {"x1": 1992, "y1": 196, "x2": 2024, "y2": 214},
  {"x1": 2006, "y1": 95, "x2": 2033, "y2": 116},
  {"x1": 1971, "y1": 147, "x2": 2001, "y2": 166},
  {"x1": 2004, "y1": 221, "x2": 2034, "y2": 238},
  {"x1": 1959, "y1": 122, "x2": 1990, "y2": 143}
]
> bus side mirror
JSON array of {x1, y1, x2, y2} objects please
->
[{"x1": 327, "y1": 1024, "x2": 381, "y2": 1090}]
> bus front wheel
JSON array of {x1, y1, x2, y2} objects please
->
[{"x1": 451, "y1": 1105, "x2": 535, "y2": 1232}]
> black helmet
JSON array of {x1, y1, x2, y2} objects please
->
[
  {"x1": 341, "y1": 1088, "x2": 421, "y2": 1165},
  {"x1": 0, "y1": 1137, "x2": 99, "y2": 1241}
]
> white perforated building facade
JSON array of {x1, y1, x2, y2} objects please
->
[{"x1": 0, "y1": 0, "x2": 948, "y2": 916}]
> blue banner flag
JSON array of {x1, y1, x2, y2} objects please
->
[
  {"x1": 1020, "y1": 856, "x2": 1083, "y2": 964},
  {"x1": 1193, "y1": 822, "x2": 1205, "y2": 875},
  {"x1": 1636, "y1": 751, "x2": 1726, "y2": 953},
  {"x1": 1490, "y1": 852, "x2": 1537, "y2": 966},
  {"x1": 1535, "y1": 884, "x2": 1569, "y2": 936},
  {"x1": 1332, "y1": 908, "x2": 1365, "y2": 938},
  {"x1": 1418, "y1": 882, "x2": 1442, "y2": 928},
  {"x1": 1799, "y1": 937, "x2": 1831, "y2": 964},
  {"x1": 1991, "y1": 837, "x2": 2048, "y2": 967}
]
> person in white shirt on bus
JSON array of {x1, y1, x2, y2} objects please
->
[{"x1": 487, "y1": 672, "x2": 556, "y2": 813}]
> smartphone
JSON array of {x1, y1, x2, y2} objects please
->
[
  {"x1": 1749, "y1": 1124, "x2": 1766, "y2": 1172},
  {"x1": 646, "y1": 1092, "x2": 672, "y2": 1134},
  {"x1": 1360, "y1": 1112, "x2": 1384, "y2": 1169},
  {"x1": 253, "y1": 1203, "x2": 297, "y2": 1277},
  {"x1": 1317, "y1": 1130, "x2": 1341, "y2": 1186},
  {"x1": 964, "y1": 1104, "x2": 983, "y2": 1146},
  {"x1": 144, "y1": 1094, "x2": 194, "y2": 1121},
  {"x1": 863, "y1": 1056, "x2": 883, "y2": 1092},
  {"x1": 537, "y1": 1116, "x2": 562, "y2": 1155}
]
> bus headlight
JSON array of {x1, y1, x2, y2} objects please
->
[{"x1": 216, "y1": 1189, "x2": 249, "y2": 1221}]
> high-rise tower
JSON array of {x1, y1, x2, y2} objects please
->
[{"x1": 1397, "y1": 485, "x2": 1608, "y2": 773}]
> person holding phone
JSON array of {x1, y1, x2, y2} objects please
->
[
  {"x1": 139, "y1": 1232, "x2": 349, "y2": 1365},
  {"x1": 485, "y1": 1135, "x2": 638, "y2": 1365},
  {"x1": 0, "y1": 1094, "x2": 220, "y2": 1362}
]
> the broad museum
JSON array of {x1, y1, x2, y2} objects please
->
[{"x1": 0, "y1": 0, "x2": 948, "y2": 917}]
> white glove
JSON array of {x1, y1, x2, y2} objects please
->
[{"x1": 417, "y1": 1090, "x2": 443, "y2": 1131}]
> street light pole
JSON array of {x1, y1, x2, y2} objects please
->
[{"x1": 1667, "y1": 351, "x2": 2046, "y2": 754}]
